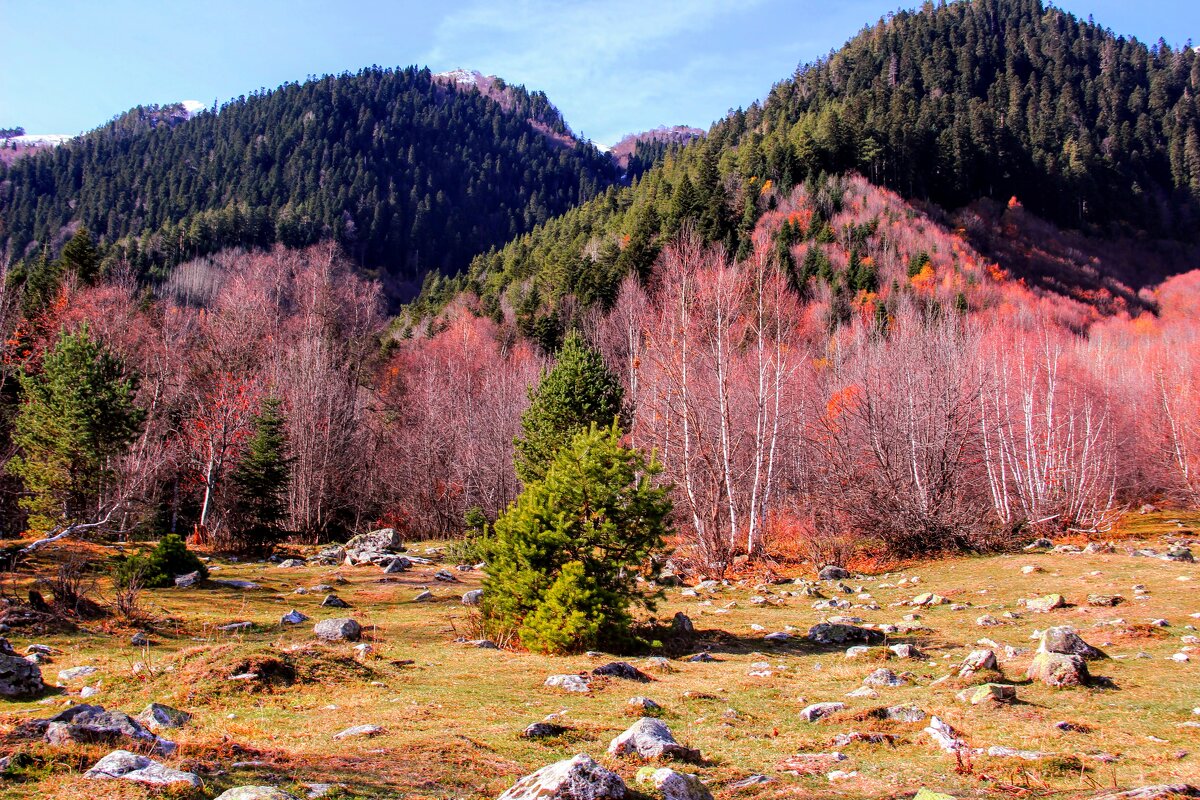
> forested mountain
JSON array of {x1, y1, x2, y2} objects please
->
[
  {"x1": 0, "y1": 66, "x2": 617, "y2": 292},
  {"x1": 414, "y1": 0, "x2": 1200, "y2": 341}
]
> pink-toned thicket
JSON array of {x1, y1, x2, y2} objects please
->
[
  {"x1": 376, "y1": 305, "x2": 543, "y2": 537},
  {"x1": 585, "y1": 179, "x2": 1200, "y2": 567}
]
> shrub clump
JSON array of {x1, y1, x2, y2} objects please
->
[{"x1": 113, "y1": 534, "x2": 207, "y2": 589}]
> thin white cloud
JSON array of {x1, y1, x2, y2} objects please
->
[{"x1": 422, "y1": 0, "x2": 772, "y2": 143}]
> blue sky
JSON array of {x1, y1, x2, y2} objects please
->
[{"x1": 2, "y1": 0, "x2": 1197, "y2": 146}]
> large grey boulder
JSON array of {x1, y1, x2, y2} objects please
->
[
  {"x1": 461, "y1": 589, "x2": 483, "y2": 605},
  {"x1": 808, "y1": 622, "x2": 885, "y2": 646},
  {"x1": 607, "y1": 717, "x2": 699, "y2": 761},
  {"x1": 314, "y1": 618, "x2": 362, "y2": 642},
  {"x1": 1027, "y1": 651, "x2": 1090, "y2": 687},
  {"x1": 0, "y1": 639, "x2": 43, "y2": 697},
  {"x1": 497, "y1": 753, "x2": 627, "y2": 800},
  {"x1": 344, "y1": 528, "x2": 403, "y2": 564},
  {"x1": 84, "y1": 749, "x2": 200, "y2": 787},
  {"x1": 1039, "y1": 626, "x2": 1107, "y2": 660},
  {"x1": 818, "y1": 565, "x2": 852, "y2": 581}
]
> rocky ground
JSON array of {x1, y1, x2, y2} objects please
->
[{"x1": 0, "y1": 515, "x2": 1198, "y2": 799}]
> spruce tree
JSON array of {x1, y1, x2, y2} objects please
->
[
  {"x1": 228, "y1": 398, "x2": 292, "y2": 552},
  {"x1": 8, "y1": 325, "x2": 143, "y2": 532},
  {"x1": 514, "y1": 331, "x2": 624, "y2": 485},
  {"x1": 483, "y1": 423, "x2": 672, "y2": 654}
]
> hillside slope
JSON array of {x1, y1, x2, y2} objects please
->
[
  {"x1": 421, "y1": 0, "x2": 1199, "y2": 335},
  {"x1": 0, "y1": 66, "x2": 617, "y2": 292}
]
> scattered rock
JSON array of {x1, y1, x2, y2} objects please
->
[
  {"x1": 829, "y1": 731, "x2": 896, "y2": 747},
  {"x1": 890, "y1": 644, "x2": 922, "y2": 659},
  {"x1": 647, "y1": 767, "x2": 713, "y2": 800},
  {"x1": 136, "y1": 703, "x2": 191, "y2": 731},
  {"x1": 461, "y1": 589, "x2": 483, "y2": 605},
  {"x1": 958, "y1": 649, "x2": 998, "y2": 677},
  {"x1": 818, "y1": 565, "x2": 852, "y2": 581},
  {"x1": 671, "y1": 612, "x2": 694, "y2": 636},
  {"x1": 84, "y1": 749, "x2": 200, "y2": 787},
  {"x1": 57, "y1": 665, "x2": 98, "y2": 683},
  {"x1": 912, "y1": 593, "x2": 950, "y2": 606},
  {"x1": 628, "y1": 696, "x2": 662, "y2": 713},
  {"x1": 497, "y1": 753, "x2": 626, "y2": 800},
  {"x1": 434, "y1": 569, "x2": 459, "y2": 582},
  {"x1": 645, "y1": 657, "x2": 675, "y2": 674},
  {"x1": 321, "y1": 594, "x2": 350, "y2": 608},
  {"x1": 1165, "y1": 545, "x2": 1195, "y2": 563},
  {"x1": 863, "y1": 668, "x2": 907, "y2": 687},
  {"x1": 959, "y1": 683, "x2": 1016, "y2": 705},
  {"x1": 413, "y1": 590, "x2": 434, "y2": 602},
  {"x1": 1091, "y1": 786, "x2": 1200, "y2": 800},
  {"x1": 218, "y1": 621, "x2": 254, "y2": 633},
  {"x1": 174, "y1": 571, "x2": 202, "y2": 588},
  {"x1": 924, "y1": 715, "x2": 968, "y2": 753},
  {"x1": 800, "y1": 702, "x2": 845, "y2": 722},
  {"x1": 545, "y1": 674, "x2": 591, "y2": 693},
  {"x1": 0, "y1": 639, "x2": 44, "y2": 698},
  {"x1": 593, "y1": 661, "x2": 650, "y2": 682},
  {"x1": 883, "y1": 704, "x2": 927, "y2": 723},
  {"x1": 608, "y1": 717, "x2": 699, "y2": 760},
  {"x1": 313, "y1": 618, "x2": 362, "y2": 642},
  {"x1": 281, "y1": 609, "x2": 309, "y2": 625},
  {"x1": 213, "y1": 579, "x2": 262, "y2": 590},
  {"x1": 43, "y1": 705, "x2": 174, "y2": 755},
  {"x1": 130, "y1": 632, "x2": 151, "y2": 647},
  {"x1": 1026, "y1": 594, "x2": 1068, "y2": 613},
  {"x1": 215, "y1": 788, "x2": 304, "y2": 800},
  {"x1": 1039, "y1": 626, "x2": 1107, "y2": 660},
  {"x1": 808, "y1": 622, "x2": 885, "y2": 646},
  {"x1": 522, "y1": 722, "x2": 568, "y2": 739},
  {"x1": 277, "y1": 559, "x2": 305, "y2": 568},
  {"x1": 1027, "y1": 651, "x2": 1090, "y2": 687},
  {"x1": 1088, "y1": 594, "x2": 1124, "y2": 607},
  {"x1": 333, "y1": 724, "x2": 383, "y2": 739},
  {"x1": 382, "y1": 557, "x2": 411, "y2": 573},
  {"x1": 1024, "y1": 538, "x2": 1055, "y2": 551}
]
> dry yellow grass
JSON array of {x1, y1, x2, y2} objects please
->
[{"x1": 1, "y1": 513, "x2": 1198, "y2": 798}]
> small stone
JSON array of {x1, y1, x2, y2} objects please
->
[
  {"x1": 57, "y1": 666, "x2": 98, "y2": 683},
  {"x1": 136, "y1": 703, "x2": 191, "y2": 731},
  {"x1": 961, "y1": 683, "x2": 1016, "y2": 704},
  {"x1": 544, "y1": 674, "x2": 591, "y2": 693},
  {"x1": 321, "y1": 594, "x2": 349, "y2": 608},
  {"x1": 333, "y1": 724, "x2": 382, "y2": 739},
  {"x1": 863, "y1": 668, "x2": 907, "y2": 687},
  {"x1": 1026, "y1": 594, "x2": 1068, "y2": 613},
  {"x1": 84, "y1": 749, "x2": 200, "y2": 787},
  {"x1": 413, "y1": 590, "x2": 434, "y2": 602},
  {"x1": 281, "y1": 609, "x2": 309, "y2": 625},
  {"x1": 628, "y1": 696, "x2": 662, "y2": 712},
  {"x1": 461, "y1": 589, "x2": 483, "y2": 605},
  {"x1": 130, "y1": 633, "x2": 151, "y2": 647},
  {"x1": 800, "y1": 702, "x2": 845, "y2": 722},
  {"x1": 522, "y1": 722, "x2": 568, "y2": 739}
]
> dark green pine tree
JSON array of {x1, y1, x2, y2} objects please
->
[
  {"x1": 58, "y1": 227, "x2": 101, "y2": 284},
  {"x1": 514, "y1": 331, "x2": 624, "y2": 485},
  {"x1": 7, "y1": 325, "x2": 144, "y2": 532},
  {"x1": 229, "y1": 398, "x2": 292, "y2": 553}
]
